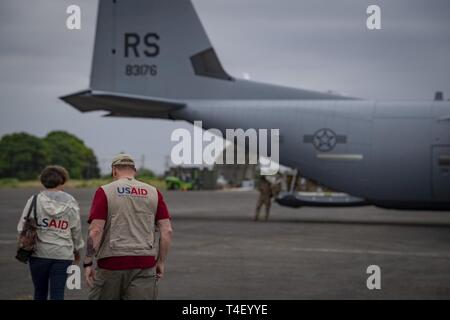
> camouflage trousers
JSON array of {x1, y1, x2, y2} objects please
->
[{"x1": 255, "y1": 195, "x2": 272, "y2": 221}]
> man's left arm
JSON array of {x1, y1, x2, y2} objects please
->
[
  {"x1": 84, "y1": 219, "x2": 105, "y2": 287},
  {"x1": 84, "y1": 188, "x2": 108, "y2": 287}
]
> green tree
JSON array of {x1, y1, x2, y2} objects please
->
[
  {"x1": 43, "y1": 131, "x2": 100, "y2": 179},
  {"x1": 0, "y1": 132, "x2": 49, "y2": 180},
  {"x1": 137, "y1": 168, "x2": 156, "y2": 178}
]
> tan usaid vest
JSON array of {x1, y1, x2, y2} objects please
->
[{"x1": 96, "y1": 178, "x2": 159, "y2": 259}]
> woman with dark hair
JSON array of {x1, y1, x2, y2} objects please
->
[{"x1": 17, "y1": 165, "x2": 84, "y2": 300}]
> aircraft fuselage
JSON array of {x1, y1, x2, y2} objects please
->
[{"x1": 174, "y1": 99, "x2": 450, "y2": 209}]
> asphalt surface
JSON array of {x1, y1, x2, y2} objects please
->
[{"x1": 1, "y1": 188, "x2": 450, "y2": 300}]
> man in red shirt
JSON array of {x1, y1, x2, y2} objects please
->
[{"x1": 83, "y1": 154, "x2": 173, "y2": 300}]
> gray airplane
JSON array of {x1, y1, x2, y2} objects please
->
[{"x1": 61, "y1": 0, "x2": 450, "y2": 210}]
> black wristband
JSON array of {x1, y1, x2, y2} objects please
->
[{"x1": 83, "y1": 261, "x2": 93, "y2": 268}]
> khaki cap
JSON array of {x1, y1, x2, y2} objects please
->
[{"x1": 111, "y1": 153, "x2": 135, "y2": 167}]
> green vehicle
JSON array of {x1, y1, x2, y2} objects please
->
[{"x1": 165, "y1": 176, "x2": 196, "y2": 191}]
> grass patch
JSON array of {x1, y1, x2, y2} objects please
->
[{"x1": 0, "y1": 177, "x2": 167, "y2": 190}]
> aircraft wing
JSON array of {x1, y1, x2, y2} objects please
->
[
  {"x1": 60, "y1": 90, "x2": 185, "y2": 119},
  {"x1": 275, "y1": 191, "x2": 369, "y2": 208}
]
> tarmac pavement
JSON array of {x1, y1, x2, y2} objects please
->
[{"x1": 1, "y1": 188, "x2": 450, "y2": 299}]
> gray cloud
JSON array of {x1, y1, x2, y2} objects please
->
[{"x1": 1, "y1": 0, "x2": 449, "y2": 173}]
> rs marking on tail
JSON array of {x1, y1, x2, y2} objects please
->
[{"x1": 61, "y1": 0, "x2": 351, "y2": 117}]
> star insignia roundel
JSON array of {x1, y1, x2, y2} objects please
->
[{"x1": 312, "y1": 128, "x2": 337, "y2": 152}]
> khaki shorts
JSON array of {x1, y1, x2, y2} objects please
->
[{"x1": 88, "y1": 267, "x2": 158, "y2": 300}]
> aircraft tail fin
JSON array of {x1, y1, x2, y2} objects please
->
[
  {"x1": 87, "y1": 0, "x2": 350, "y2": 101},
  {"x1": 91, "y1": 0, "x2": 234, "y2": 99}
]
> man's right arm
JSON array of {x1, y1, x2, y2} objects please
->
[
  {"x1": 155, "y1": 190, "x2": 173, "y2": 279},
  {"x1": 156, "y1": 219, "x2": 173, "y2": 278}
]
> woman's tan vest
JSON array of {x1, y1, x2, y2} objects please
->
[{"x1": 96, "y1": 178, "x2": 159, "y2": 259}]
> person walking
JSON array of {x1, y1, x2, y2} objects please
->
[
  {"x1": 254, "y1": 176, "x2": 273, "y2": 221},
  {"x1": 84, "y1": 153, "x2": 173, "y2": 300},
  {"x1": 17, "y1": 165, "x2": 84, "y2": 300}
]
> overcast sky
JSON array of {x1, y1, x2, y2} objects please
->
[{"x1": 1, "y1": 0, "x2": 449, "y2": 174}]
